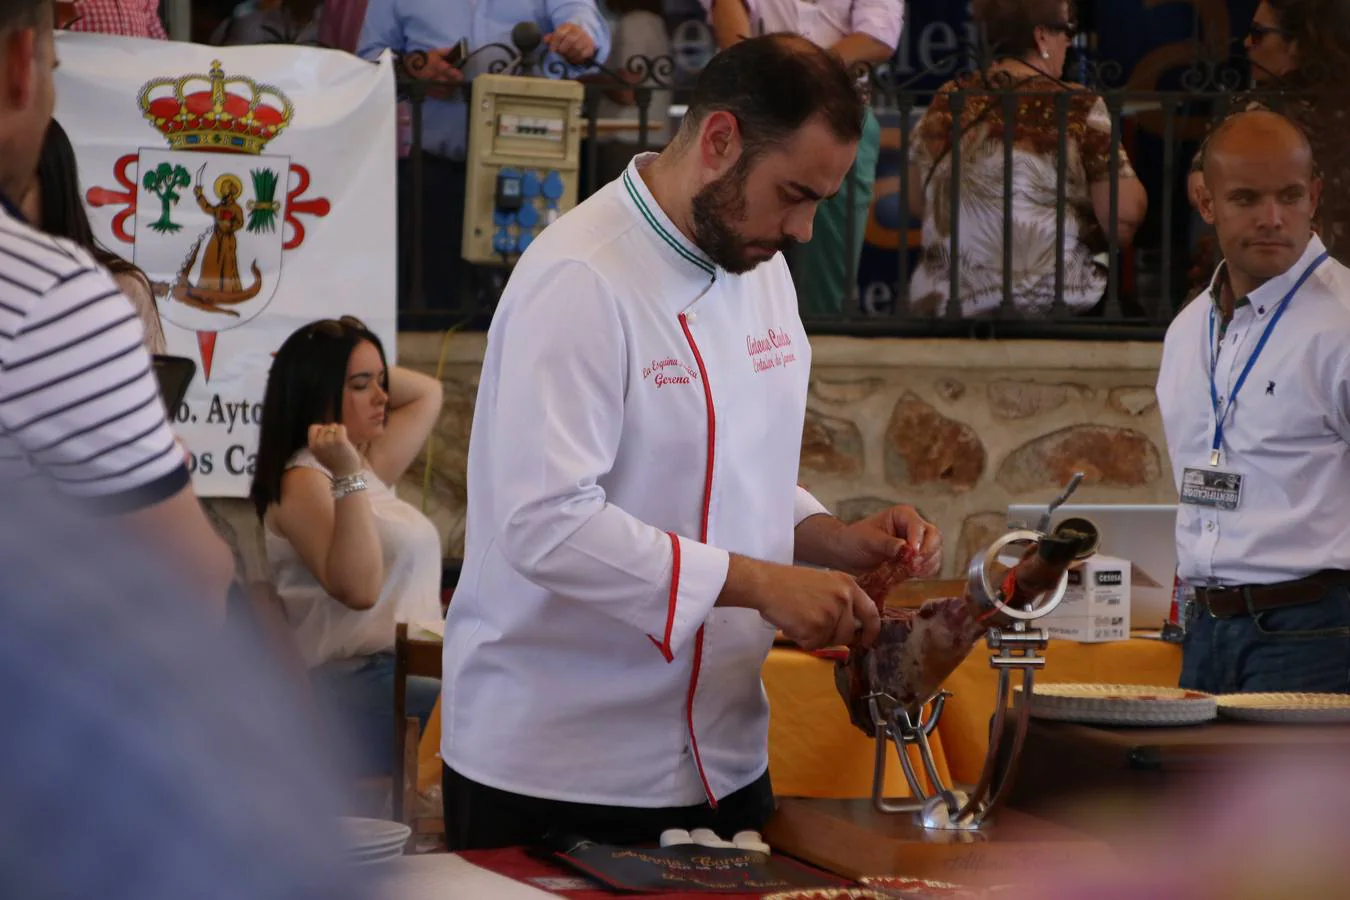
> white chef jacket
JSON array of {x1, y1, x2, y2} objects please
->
[
  {"x1": 441, "y1": 153, "x2": 830, "y2": 807},
  {"x1": 698, "y1": 0, "x2": 904, "y2": 52},
  {"x1": 1156, "y1": 235, "x2": 1350, "y2": 586}
]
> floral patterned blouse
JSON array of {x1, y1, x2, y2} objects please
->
[{"x1": 908, "y1": 71, "x2": 1137, "y2": 318}]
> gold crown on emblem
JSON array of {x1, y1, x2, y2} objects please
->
[{"x1": 137, "y1": 60, "x2": 294, "y2": 154}]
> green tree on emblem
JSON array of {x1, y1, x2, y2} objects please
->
[{"x1": 142, "y1": 162, "x2": 192, "y2": 233}]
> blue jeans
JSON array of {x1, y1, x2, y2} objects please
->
[
  {"x1": 311, "y1": 652, "x2": 441, "y2": 776},
  {"x1": 1180, "y1": 585, "x2": 1350, "y2": 694}
]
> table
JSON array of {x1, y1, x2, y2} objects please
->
[
  {"x1": 416, "y1": 637, "x2": 1182, "y2": 800},
  {"x1": 937, "y1": 635, "x2": 1181, "y2": 784},
  {"x1": 1006, "y1": 717, "x2": 1350, "y2": 826},
  {"x1": 378, "y1": 847, "x2": 844, "y2": 899}
]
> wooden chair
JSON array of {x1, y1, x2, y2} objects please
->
[{"x1": 392, "y1": 622, "x2": 443, "y2": 836}]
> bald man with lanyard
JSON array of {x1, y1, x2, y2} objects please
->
[
  {"x1": 702, "y1": 0, "x2": 901, "y2": 316},
  {"x1": 1157, "y1": 110, "x2": 1350, "y2": 694}
]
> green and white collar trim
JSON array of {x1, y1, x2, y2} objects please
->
[{"x1": 621, "y1": 157, "x2": 716, "y2": 278}]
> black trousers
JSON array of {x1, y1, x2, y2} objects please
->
[{"x1": 442, "y1": 764, "x2": 775, "y2": 851}]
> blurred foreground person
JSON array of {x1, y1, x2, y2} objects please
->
[
  {"x1": 998, "y1": 750, "x2": 1350, "y2": 899},
  {"x1": 0, "y1": 486, "x2": 364, "y2": 900}
]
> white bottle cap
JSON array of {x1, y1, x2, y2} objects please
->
[
  {"x1": 732, "y1": 830, "x2": 771, "y2": 855},
  {"x1": 689, "y1": 827, "x2": 736, "y2": 848},
  {"x1": 659, "y1": 828, "x2": 693, "y2": 847}
]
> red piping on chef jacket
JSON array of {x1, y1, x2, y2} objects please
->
[{"x1": 677, "y1": 311, "x2": 716, "y2": 807}]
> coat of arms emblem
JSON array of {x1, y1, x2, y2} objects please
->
[{"x1": 88, "y1": 60, "x2": 331, "y2": 378}]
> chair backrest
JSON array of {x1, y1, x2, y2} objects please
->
[{"x1": 392, "y1": 623, "x2": 442, "y2": 825}]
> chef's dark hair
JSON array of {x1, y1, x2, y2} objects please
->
[
  {"x1": 678, "y1": 33, "x2": 865, "y2": 163},
  {"x1": 249, "y1": 316, "x2": 387, "y2": 520}
]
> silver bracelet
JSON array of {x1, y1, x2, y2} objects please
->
[{"x1": 331, "y1": 473, "x2": 368, "y2": 500}]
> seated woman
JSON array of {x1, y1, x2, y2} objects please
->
[
  {"x1": 249, "y1": 316, "x2": 445, "y2": 776},
  {"x1": 906, "y1": 0, "x2": 1148, "y2": 318},
  {"x1": 22, "y1": 119, "x2": 166, "y2": 353}
]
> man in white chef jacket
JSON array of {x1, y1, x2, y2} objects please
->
[
  {"x1": 1157, "y1": 109, "x2": 1350, "y2": 695},
  {"x1": 441, "y1": 34, "x2": 943, "y2": 850}
]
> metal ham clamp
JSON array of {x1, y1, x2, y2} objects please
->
[{"x1": 833, "y1": 474, "x2": 1099, "y2": 834}]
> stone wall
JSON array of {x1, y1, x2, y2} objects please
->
[{"x1": 211, "y1": 335, "x2": 1177, "y2": 582}]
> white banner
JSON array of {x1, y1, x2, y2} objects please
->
[{"x1": 55, "y1": 34, "x2": 398, "y2": 497}]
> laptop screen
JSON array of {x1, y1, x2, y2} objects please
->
[{"x1": 1006, "y1": 503, "x2": 1179, "y2": 630}]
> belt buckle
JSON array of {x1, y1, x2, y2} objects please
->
[{"x1": 1203, "y1": 586, "x2": 1241, "y2": 620}]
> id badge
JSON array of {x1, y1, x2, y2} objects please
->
[{"x1": 1180, "y1": 467, "x2": 1243, "y2": 510}]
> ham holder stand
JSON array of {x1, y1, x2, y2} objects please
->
[{"x1": 764, "y1": 475, "x2": 1117, "y2": 886}]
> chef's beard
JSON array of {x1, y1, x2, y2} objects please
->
[{"x1": 690, "y1": 160, "x2": 797, "y2": 275}]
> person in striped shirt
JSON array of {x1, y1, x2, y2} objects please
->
[{"x1": 0, "y1": 0, "x2": 234, "y2": 612}]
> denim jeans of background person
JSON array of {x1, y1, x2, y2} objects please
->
[
  {"x1": 311, "y1": 652, "x2": 441, "y2": 774},
  {"x1": 702, "y1": 0, "x2": 902, "y2": 315},
  {"x1": 357, "y1": 0, "x2": 610, "y2": 316},
  {"x1": 1180, "y1": 584, "x2": 1350, "y2": 694},
  {"x1": 1156, "y1": 110, "x2": 1350, "y2": 694}
]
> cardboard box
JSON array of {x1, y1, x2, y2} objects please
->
[
  {"x1": 1045, "y1": 616, "x2": 1130, "y2": 643},
  {"x1": 1042, "y1": 555, "x2": 1131, "y2": 643}
]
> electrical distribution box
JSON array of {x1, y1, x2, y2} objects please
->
[{"x1": 462, "y1": 73, "x2": 584, "y2": 265}]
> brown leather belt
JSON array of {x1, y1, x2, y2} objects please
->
[{"x1": 1194, "y1": 570, "x2": 1350, "y2": 618}]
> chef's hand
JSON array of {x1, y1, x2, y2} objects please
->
[
  {"x1": 760, "y1": 566, "x2": 881, "y2": 651},
  {"x1": 544, "y1": 22, "x2": 596, "y2": 65},
  {"x1": 834, "y1": 505, "x2": 943, "y2": 578}
]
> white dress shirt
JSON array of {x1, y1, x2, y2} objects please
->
[
  {"x1": 441, "y1": 153, "x2": 829, "y2": 807},
  {"x1": 1156, "y1": 235, "x2": 1350, "y2": 586},
  {"x1": 699, "y1": 0, "x2": 903, "y2": 52}
]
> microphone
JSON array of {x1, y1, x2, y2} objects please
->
[{"x1": 511, "y1": 21, "x2": 543, "y2": 57}]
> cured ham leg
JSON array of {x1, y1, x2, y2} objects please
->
[{"x1": 835, "y1": 528, "x2": 1093, "y2": 737}]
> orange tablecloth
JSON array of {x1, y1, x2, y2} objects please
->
[
  {"x1": 418, "y1": 637, "x2": 1182, "y2": 799},
  {"x1": 762, "y1": 646, "x2": 952, "y2": 799}
]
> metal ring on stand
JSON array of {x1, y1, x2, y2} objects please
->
[{"x1": 967, "y1": 530, "x2": 1069, "y2": 621}]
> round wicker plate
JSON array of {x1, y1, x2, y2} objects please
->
[
  {"x1": 1016, "y1": 683, "x2": 1218, "y2": 726},
  {"x1": 1216, "y1": 692, "x2": 1350, "y2": 724},
  {"x1": 761, "y1": 890, "x2": 893, "y2": 900},
  {"x1": 859, "y1": 876, "x2": 985, "y2": 897}
]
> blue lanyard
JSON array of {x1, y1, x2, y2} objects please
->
[{"x1": 1206, "y1": 251, "x2": 1329, "y2": 466}]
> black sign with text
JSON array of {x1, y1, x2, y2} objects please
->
[{"x1": 555, "y1": 842, "x2": 849, "y2": 894}]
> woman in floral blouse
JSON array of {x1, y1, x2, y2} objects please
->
[{"x1": 906, "y1": 0, "x2": 1148, "y2": 318}]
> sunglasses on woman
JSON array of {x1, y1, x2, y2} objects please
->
[{"x1": 1248, "y1": 22, "x2": 1292, "y2": 42}]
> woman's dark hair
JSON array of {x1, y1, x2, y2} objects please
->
[
  {"x1": 679, "y1": 33, "x2": 865, "y2": 162},
  {"x1": 1266, "y1": 0, "x2": 1350, "y2": 84},
  {"x1": 972, "y1": 0, "x2": 1074, "y2": 60},
  {"x1": 35, "y1": 118, "x2": 146, "y2": 283},
  {"x1": 249, "y1": 316, "x2": 387, "y2": 520}
]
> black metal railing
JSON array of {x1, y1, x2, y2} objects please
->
[{"x1": 391, "y1": 41, "x2": 1323, "y2": 340}]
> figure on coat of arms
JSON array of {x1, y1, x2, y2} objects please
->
[{"x1": 194, "y1": 169, "x2": 245, "y2": 294}]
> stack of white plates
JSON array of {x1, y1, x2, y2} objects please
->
[{"x1": 339, "y1": 816, "x2": 412, "y2": 866}]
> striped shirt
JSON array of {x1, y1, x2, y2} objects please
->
[{"x1": 0, "y1": 202, "x2": 188, "y2": 512}]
